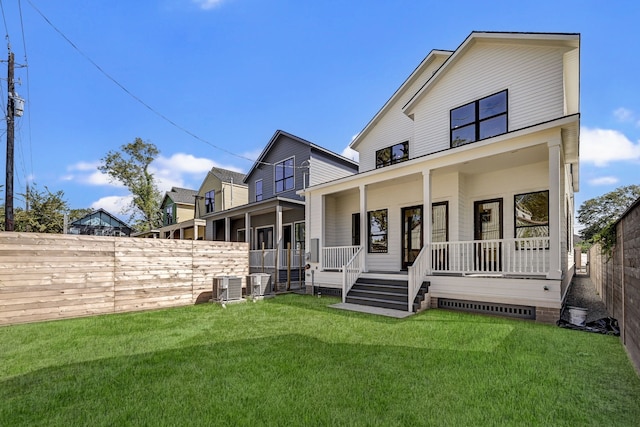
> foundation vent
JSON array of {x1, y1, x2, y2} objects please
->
[{"x1": 438, "y1": 298, "x2": 535, "y2": 320}]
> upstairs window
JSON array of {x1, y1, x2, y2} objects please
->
[
  {"x1": 205, "y1": 190, "x2": 215, "y2": 213},
  {"x1": 376, "y1": 141, "x2": 409, "y2": 168},
  {"x1": 275, "y1": 158, "x2": 294, "y2": 193},
  {"x1": 164, "y1": 205, "x2": 173, "y2": 225},
  {"x1": 451, "y1": 90, "x2": 507, "y2": 148},
  {"x1": 255, "y1": 179, "x2": 263, "y2": 202}
]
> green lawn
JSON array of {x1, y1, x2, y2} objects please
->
[{"x1": 1, "y1": 294, "x2": 639, "y2": 426}]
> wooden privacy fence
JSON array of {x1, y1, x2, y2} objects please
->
[
  {"x1": 0, "y1": 232, "x2": 249, "y2": 326},
  {"x1": 588, "y1": 197, "x2": 640, "y2": 375}
]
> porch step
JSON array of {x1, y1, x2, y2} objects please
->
[
  {"x1": 412, "y1": 281, "x2": 431, "y2": 313},
  {"x1": 345, "y1": 277, "x2": 409, "y2": 311}
]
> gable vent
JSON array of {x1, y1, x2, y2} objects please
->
[{"x1": 438, "y1": 298, "x2": 535, "y2": 320}]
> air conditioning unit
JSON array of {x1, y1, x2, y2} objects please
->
[
  {"x1": 213, "y1": 276, "x2": 242, "y2": 303},
  {"x1": 248, "y1": 273, "x2": 271, "y2": 298}
]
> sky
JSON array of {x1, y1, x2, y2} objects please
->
[{"x1": 0, "y1": 0, "x2": 639, "y2": 225}]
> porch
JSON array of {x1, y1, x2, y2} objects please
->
[
  {"x1": 322, "y1": 237, "x2": 551, "y2": 276},
  {"x1": 249, "y1": 246, "x2": 306, "y2": 291},
  {"x1": 316, "y1": 238, "x2": 562, "y2": 318}
]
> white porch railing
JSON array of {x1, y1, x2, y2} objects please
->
[
  {"x1": 249, "y1": 248, "x2": 305, "y2": 269},
  {"x1": 249, "y1": 249, "x2": 276, "y2": 269},
  {"x1": 323, "y1": 246, "x2": 360, "y2": 271},
  {"x1": 342, "y1": 247, "x2": 364, "y2": 303},
  {"x1": 408, "y1": 245, "x2": 429, "y2": 313},
  {"x1": 431, "y1": 237, "x2": 550, "y2": 275}
]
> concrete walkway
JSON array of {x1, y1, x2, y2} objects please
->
[{"x1": 330, "y1": 303, "x2": 414, "y2": 318}]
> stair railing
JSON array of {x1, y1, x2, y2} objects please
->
[
  {"x1": 407, "y1": 245, "x2": 429, "y2": 312},
  {"x1": 342, "y1": 246, "x2": 363, "y2": 303}
]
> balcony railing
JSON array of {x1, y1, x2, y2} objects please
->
[{"x1": 431, "y1": 238, "x2": 550, "y2": 275}]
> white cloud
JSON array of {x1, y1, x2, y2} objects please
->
[
  {"x1": 341, "y1": 146, "x2": 360, "y2": 162},
  {"x1": 588, "y1": 176, "x2": 619, "y2": 186},
  {"x1": 90, "y1": 195, "x2": 132, "y2": 215},
  {"x1": 154, "y1": 153, "x2": 217, "y2": 174},
  {"x1": 192, "y1": 0, "x2": 225, "y2": 10},
  {"x1": 580, "y1": 127, "x2": 640, "y2": 167},
  {"x1": 613, "y1": 107, "x2": 634, "y2": 122},
  {"x1": 68, "y1": 161, "x2": 101, "y2": 172}
]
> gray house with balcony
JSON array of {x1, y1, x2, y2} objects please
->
[{"x1": 203, "y1": 129, "x2": 358, "y2": 286}]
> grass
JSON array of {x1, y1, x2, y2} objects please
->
[{"x1": 1, "y1": 294, "x2": 639, "y2": 426}]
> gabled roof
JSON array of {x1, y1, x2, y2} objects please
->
[
  {"x1": 243, "y1": 129, "x2": 358, "y2": 183},
  {"x1": 69, "y1": 208, "x2": 130, "y2": 228},
  {"x1": 164, "y1": 187, "x2": 198, "y2": 205},
  {"x1": 350, "y1": 31, "x2": 580, "y2": 150},
  {"x1": 402, "y1": 31, "x2": 580, "y2": 115},
  {"x1": 350, "y1": 49, "x2": 453, "y2": 150},
  {"x1": 209, "y1": 167, "x2": 246, "y2": 185}
]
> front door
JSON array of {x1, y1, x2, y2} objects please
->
[
  {"x1": 474, "y1": 199, "x2": 503, "y2": 271},
  {"x1": 401, "y1": 205, "x2": 423, "y2": 269}
]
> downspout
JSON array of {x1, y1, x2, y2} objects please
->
[{"x1": 231, "y1": 178, "x2": 234, "y2": 207}]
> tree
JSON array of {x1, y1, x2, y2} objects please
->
[
  {"x1": 14, "y1": 185, "x2": 69, "y2": 233},
  {"x1": 98, "y1": 138, "x2": 162, "y2": 232},
  {"x1": 577, "y1": 185, "x2": 640, "y2": 243}
]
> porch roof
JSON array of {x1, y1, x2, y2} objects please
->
[
  {"x1": 301, "y1": 114, "x2": 579, "y2": 196},
  {"x1": 200, "y1": 196, "x2": 304, "y2": 221}
]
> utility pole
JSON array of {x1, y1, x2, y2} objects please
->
[{"x1": 4, "y1": 51, "x2": 15, "y2": 231}]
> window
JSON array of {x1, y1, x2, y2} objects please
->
[
  {"x1": 432, "y1": 202, "x2": 448, "y2": 242},
  {"x1": 451, "y1": 90, "x2": 507, "y2": 147},
  {"x1": 275, "y1": 158, "x2": 294, "y2": 193},
  {"x1": 164, "y1": 205, "x2": 173, "y2": 225},
  {"x1": 352, "y1": 213, "x2": 361, "y2": 246},
  {"x1": 255, "y1": 179, "x2": 263, "y2": 202},
  {"x1": 376, "y1": 141, "x2": 409, "y2": 168},
  {"x1": 294, "y1": 222, "x2": 305, "y2": 250},
  {"x1": 368, "y1": 209, "x2": 388, "y2": 253},
  {"x1": 205, "y1": 190, "x2": 215, "y2": 213},
  {"x1": 514, "y1": 190, "x2": 549, "y2": 239},
  {"x1": 256, "y1": 227, "x2": 273, "y2": 250}
]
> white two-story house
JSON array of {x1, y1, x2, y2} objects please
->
[{"x1": 302, "y1": 31, "x2": 580, "y2": 323}]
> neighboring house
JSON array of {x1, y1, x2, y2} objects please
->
[
  {"x1": 302, "y1": 31, "x2": 580, "y2": 323},
  {"x1": 203, "y1": 129, "x2": 358, "y2": 284},
  {"x1": 67, "y1": 208, "x2": 132, "y2": 236},
  {"x1": 195, "y1": 166, "x2": 248, "y2": 221},
  {"x1": 158, "y1": 187, "x2": 202, "y2": 239}
]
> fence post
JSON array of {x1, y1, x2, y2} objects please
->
[{"x1": 287, "y1": 242, "x2": 291, "y2": 291}]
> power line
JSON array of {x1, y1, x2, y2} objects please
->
[
  {"x1": 25, "y1": 1, "x2": 320, "y2": 172},
  {"x1": 0, "y1": 0, "x2": 10, "y2": 48},
  {"x1": 26, "y1": 0, "x2": 271, "y2": 167},
  {"x1": 17, "y1": 0, "x2": 33, "y2": 179}
]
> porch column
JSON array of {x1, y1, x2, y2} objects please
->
[
  {"x1": 225, "y1": 217, "x2": 231, "y2": 242},
  {"x1": 245, "y1": 212, "x2": 251, "y2": 247},
  {"x1": 276, "y1": 204, "x2": 283, "y2": 256},
  {"x1": 359, "y1": 184, "x2": 367, "y2": 272},
  {"x1": 179, "y1": 226, "x2": 184, "y2": 240},
  {"x1": 547, "y1": 139, "x2": 562, "y2": 280},
  {"x1": 423, "y1": 170, "x2": 432, "y2": 273},
  {"x1": 194, "y1": 223, "x2": 199, "y2": 241}
]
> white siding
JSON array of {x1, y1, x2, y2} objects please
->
[
  {"x1": 356, "y1": 57, "x2": 448, "y2": 172},
  {"x1": 412, "y1": 42, "x2": 569, "y2": 157},
  {"x1": 309, "y1": 157, "x2": 357, "y2": 187},
  {"x1": 429, "y1": 276, "x2": 562, "y2": 309}
]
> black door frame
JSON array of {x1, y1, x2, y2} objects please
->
[
  {"x1": 473, "y1": 198, "x2": 503, "y2": 271},
  {"x1": 401, "y1": 205, "x2": 423, "y2": 269}
]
